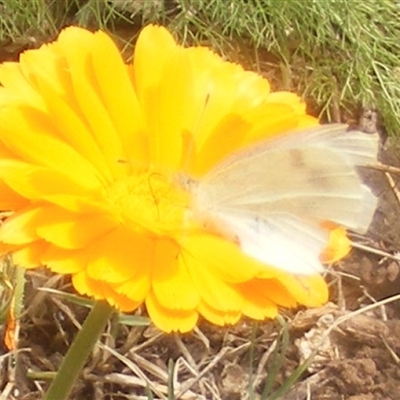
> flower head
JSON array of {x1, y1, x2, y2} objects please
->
[{"x1": 0, "y1": 25, "x2": 338, "y2": 332}]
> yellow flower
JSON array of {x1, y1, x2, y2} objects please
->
[{"x1": 0, "y1": 25, "x2": 334, "y2": 332}]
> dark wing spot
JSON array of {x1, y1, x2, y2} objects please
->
[
  {"x1": 307, "y1": 167, "x2": 335, "y2": 189},
  {"x1": 289, "y1": 149, "x2": 307, "y2": 168}
]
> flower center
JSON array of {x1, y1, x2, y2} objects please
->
[{"x1": 104, "y1": 170, "x2": 191, "y2": 237}]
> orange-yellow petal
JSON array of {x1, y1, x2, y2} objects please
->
[
  {"x1": 0, "y1": 107, "x2": 102, "y2": 189},
  {"x1": 90, "y1": 32, "x2": 146, "y2": 166},
  {"x1": 12, "y1": 241, "x2": 48, "y2": 268},
  {"x1": 112, "y1": 273, "x2": 150, "y2": 303},
  {"x1": 197, "y1": 301, "x2": 242, "y2": 326},
  {"x1": 276, "y1": 274, "x2": 329, "y2": 307},
  {"x1": 0, "y1": 61, "x2": 46, "y2": 108},
  {"x1": 238, "y1": 279, "x2": 288, "y2": 319},
  {"x1": 321, "y1": 226, "x2": 351, "y2": 263},
  {"x1": 0, "y1": 206, "x2": 41, "y2": 245},
  {"x1": 151, "y1": 239, "x2": 200, "y2": 310},
  {"x1": 182, "y1": 234, "x2": 268, "y2": 283},
  {"x1": 133, "y1": 25, "x2": 177, "y2": 99},
  {"x1": 72, "y1": 270, "x2": 140, "y2": 311},
  {"x1": 0, "y1": 180, "x2": 29, "y2": 210},
  {"x1": 145, "y1": 291, "x2": 198, "y2": 333},
  {"x1": 185, "y1": 256, "x2": 244, "y2": 313},
  {"x1": 0, "y1": 160, "x2": 98, "y2": 200},
  {"x1": 36, "y1": 207, "x2": 115, "y2": 249},
  {"x1": 55, "y1": 29, "x2": 125, "y2": 178},
  {"x1": 86, "y1": 227, "x2": 153, "y2": 283},
  {"x1": 43, "y1": 246, "x2": 86, "y2": 274}
]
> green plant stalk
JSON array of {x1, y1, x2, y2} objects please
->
[
  {"x1": 43, "y1": 300, "x2": 115, "y2": 400},
  {"x1": 262, "y1": 315, "x2": 290, "y2": 398}
]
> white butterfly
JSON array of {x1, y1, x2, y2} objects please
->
[{"x1": 187, "y1": 124, "x2": 378, "y2": 275}]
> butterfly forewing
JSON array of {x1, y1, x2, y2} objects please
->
[{"x1": 190, "y1": 124, "x2": 378, "y2": 275}]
